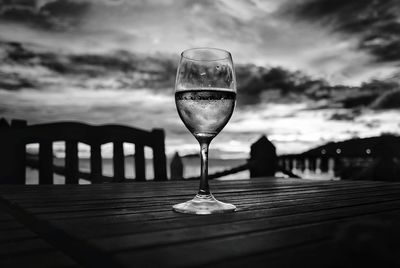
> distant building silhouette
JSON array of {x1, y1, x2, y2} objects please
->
[{"x1": 249, "y1": 135, "x2": 277, "y2": 177}]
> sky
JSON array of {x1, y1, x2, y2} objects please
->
[
  {"x1": 1, "y1": 0, "x2": 399, "y2": 84},
  {"x1": 0, "y1": 0, "x2": 399, "y2": 157}
]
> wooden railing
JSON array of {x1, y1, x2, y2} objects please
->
[
  {"x1": 2, "y1": 117, "x2": 397, "y2": 183},
  {"x1": 278, "y1": 135, "x2": 400, "y2": 180},
  {"x1": 0, "y1": 119, "x2": 167, "y2": 184},
  {"x1": 277, "y1": 155, "x2": 335, "y2": 177}
]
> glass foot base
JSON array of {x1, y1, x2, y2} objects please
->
[{"x1": 173, "y1": 193, "x2": 236, "y2": 215}]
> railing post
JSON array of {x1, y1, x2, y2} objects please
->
[
  {"x1": 113, "y1": 141, "x2": 125, "y2": 182},
  {"x1": 90, "y1": 143, "x2": 102, "y2": 183},
  {"x1": 15, "y1": 142, "x2": 26, "y2": 184},
  {"x1": 309, "y1": 157, "x2": 316, "y2": 172},
  {"x1": 0, "y1": 140, "x2": 26, "y2": 184},
  {"x1": 65, "y1": 141, "x2": 79, "y2": 184},
  {"x1": 286, "y1": 158, "x2": 293, "y2": 171},
  {"x1": 39, "y1": 141, "x2": 53, "y2": 184},
  {"x1": 152, "y1": 129, "x2": 167, "y2": 181},
  {"x1": 0, "y1": 119, "x2": 27, "y2": 184},
  {"x1": 11, "y1": 119, "x2": 27, "y2": 184},
  {"x1": 135, "y1": 144, "x2": 146, "y2": 181}
]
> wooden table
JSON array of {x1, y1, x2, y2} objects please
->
[{"x1": 1, "y1": 178, "x2": 400, "y2": 267}]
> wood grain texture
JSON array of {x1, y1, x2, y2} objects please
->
[
  {"x1": 0, "y1": 202, "x2": 81, "y2": 268},
  {"x1": 1, "y1": 178, "x2": 400, "y2": 267}
]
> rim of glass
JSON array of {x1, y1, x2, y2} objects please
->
[{"x1": 181, "y1": 47, "x2": 231, "y2": 62}]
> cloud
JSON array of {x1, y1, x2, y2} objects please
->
[
  {"x1": 371, "y1": 89, "x2": 400, "y2": 109},
  {"x1": 0, "y1": 41, "x2": 177, "y2": 91},
  {"x1": 287, "y1": 0, "x2": 400, "y2": 62},
  {"x1": 0, "y1": 0, "x2": 397, "y2": 85},
  {"x1": 2, "y1": 40, "x2": 398, "y2": 113},
  {"x1": 0, "y1": 72, "x2": 36, "y2": 90},
  {"x1": 0, "y1": 0, "x2": 90, "y2": 30},
  {"x1": 1, "y1": 1, "x2": 400, "y2": 158},
  {"x1": 236, "y1": 65, "x2": 328, "y2": 104}
]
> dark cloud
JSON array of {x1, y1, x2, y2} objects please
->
[
  {"x1": 287, "y1": 0, "x2": 400, "y2": 62},
  {"x1": 236, "y1": 63, "x2": 400, "y2": 109},
  {"x1": 338, "y1": 93, "x2": 378, "y2": 109},
  {"x1": 52, "y1": 51, "x2": 177, "y2": 88},
  {"x1": 0, "y1": 0, "x2": 90, "y2": 30},
  {"x1": 236, "y1": 65, "x2": 328, "y2": 104},
  {"x1": 2, "y1": 40, "x2": 398, "y2": 111},
  {"x1": 0, "y1": 72, "x2": 36, "y2": 90},
  {"x1": 2, "y1": 41, "x2": 36, "y2": 63},
  {"x1": 0, "y1": 40, "x2": 177, "y2": 90},
  {"x1": 319, "y1": 80, "x2": 399, "y2": 109},
  {"x1": 371, "y1": 89, "x2": 400, "y2": 109}
]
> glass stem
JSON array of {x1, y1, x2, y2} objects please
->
[{"x1": 198, "y1": 142, "x2": 210, "y2": 195}]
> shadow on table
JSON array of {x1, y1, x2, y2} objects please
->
[{"x1": 331, "y1": 216, "x2": 400, "y2": 268}]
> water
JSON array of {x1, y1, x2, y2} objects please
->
[
  {"x1": 175, "y1": 89, "x2": 236, "y2": 141},
  {"x1": 25, "y1": 156, "x2": 338, "y2": 184},
  {"x1": 25, "y1": 157, "x2": 249, "y2": 184}
]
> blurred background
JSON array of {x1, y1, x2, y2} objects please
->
[{"x1": 0, "y1": 0, "x2": 399, "y2": 181}]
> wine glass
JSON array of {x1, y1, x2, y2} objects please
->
[{"x1": 173, "y1": 48, "x2": 237, "y2": 214}]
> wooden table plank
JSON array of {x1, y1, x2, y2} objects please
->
[
  {"x1": 2, "y1": 180, "x2": 396, "y2": 213},
  {"x1": 0, "y1": 251, "x2": 82, "y2": 268},
  {"x1": 87, "y1": 203, "x2": 400, "y2": 252},
  {"x1": 1, "y1": 178, "x2": 400, "y2": 267},
  {"x1": 111, "y1": 210, "x2": 400, "y2": 268},
  {"x1": 23, "y1": 186, "x2": 400, "y2": 216},
  {"x1": 0, "y1": 202, "x2": 82, "y2": 268},
  {"x1": 51, "y1": 189, "x2": 400, "y2": 240},
  {"x1": 14, "y1": 182, "x2": 400, "y2": 210}
]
